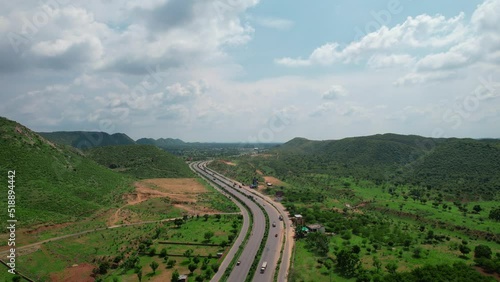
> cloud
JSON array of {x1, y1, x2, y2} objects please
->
[
  {"x1": 367, "y1": 54, "x2": 415, "y2": 69},
  {"x1": 275, "y1": 13, "x2": 466, "y2": 67},
  {"x1": 254, "y1": 17, "x2": 293, "y2": 30},
  {"x1": 322, "y1": 85, "x2": 348, "y2": 100},
  {"x1": 394, "y1": 70, "x2": 459, "y2": 86}
]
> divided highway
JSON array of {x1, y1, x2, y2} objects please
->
[{"x1": 191, "y1": 161, "x2": 294, "y2": 282}]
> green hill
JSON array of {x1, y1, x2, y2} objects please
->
[
  {"x1": 39, "y1": 131, "x2": 136, "y2": 149},
  {"x1": 0, "y1": 117, "x2": 134, "y2": 226},
  {"x1": 270, "y1": 134, "x2": 500, "y2": 199},
  {"x1": 136, "y1": 137, "x2": 186, "y2": 147},
  {"x1": 86, "y1": 144, "x2": 194, "y2": 179}
]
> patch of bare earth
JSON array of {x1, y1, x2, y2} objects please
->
[
  {"x1": 263, "y1": 176, "x2": 284, "y2": 186},
  {"x1": 108, "y1": 178, "x2": 214, "y2": 226},
  {"x1": 50, "y1": 263, "x2": 95, "y2": 282},
  {"x1": 222, "y1": 160, "x2": 236, "y2": 166}
]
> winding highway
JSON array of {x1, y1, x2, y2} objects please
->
[{"x1": 190, "y1": 161, "x2": 294, "y2": 282}]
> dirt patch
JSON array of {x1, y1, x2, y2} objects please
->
[
  {"x1": 474, "y1": 266, "x2": 500, "y2": 281},
  {"x1": 108, "y1": 178, "x2": 211, "y2": 226},
  {"x1": 50, "y1": 263, "x2": 95, "y2": 282},
  {"x1": 222, "y1": 160, "x2": 236, "y2": 166},
  {"x1": 263, "y1": 176, "x2": 284, "y2": 186},
  {"x1": 256, "y1": 170, "x2": 263, "y2": 175},
  {"x1": 24, "y1": 222, "x2": 74, "y2": 235}
]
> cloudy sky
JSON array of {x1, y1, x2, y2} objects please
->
[{"x1": 1, "y1": 0, "x2": 499, "y2": 142}]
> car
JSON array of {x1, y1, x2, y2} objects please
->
[
  {"x1": 236, "y1": 261, "x2": 241, "y2": 266},
  {"x1": 275, "y1": 234, "x2": 278, "y2": 237},
  {"x1": 272, "y1": 222, "x2": 276, "y2": 227}
]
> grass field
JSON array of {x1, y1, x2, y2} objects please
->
[
  {"x1": 208, "y1": 158, "x2": 500, "y2": 281},
  {"x1": 0, "y1": 215, "x2": 242, "y2": 282}
]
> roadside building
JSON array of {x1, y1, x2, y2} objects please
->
[{"x1": 306, "y1": 223, "x2": 325, "y2": 233}]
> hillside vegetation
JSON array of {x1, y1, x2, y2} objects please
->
[
  {"x1": 270, "y1": 134, "x2": 500, "y2": 200},
  {"x1": 208, "y1": 133, "x2": 500, "y2": 281},
  {"x1": 86, "y1": 144, "x2": 194, "y2": 179},
  {"x1": 39, "y1": 131, "x2": 136, "y2": 149},
  {"x1": 0, "y1": 117, "x2": 134, "y2": 226}
]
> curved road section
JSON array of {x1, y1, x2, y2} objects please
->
[
  {"x1": 192, "y1": 162, "x2": 266, "y2": 282},
  {"x1": 192, "y1": 161, "x2": 293, "y2": 282}
]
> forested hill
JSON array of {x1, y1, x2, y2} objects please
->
[
  {"x1": 271, "y1": 134, "x2": 500, "y2": 199},
  {"x1": 0, "y1": 117, "x2": 133, "y2": 226},
  {"x1": 86, "y1": 144, "x2": 194, "y2": 179},
  {"x1": 39, "y1": 131, "x2": 136, "y2": 149},
  {"x1": 136, "y1": 137, "x2": 186, "y2": 147}
]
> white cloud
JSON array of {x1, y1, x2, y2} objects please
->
[
  {"x1": 322, "y1": 85, "x2": 348, "y2": 100},
  {"x1": 368, "y1": 54, "x2": 415, "y2": 69},
  {"x1": 254, "y1": 17, "x2": 293, "y2": 30},
  {"x1": 275, "y1": 13, "x2": 466, "y2": 67},
  {"x1": 394, "y1": 70, "x2": 458, "y2": 87}
]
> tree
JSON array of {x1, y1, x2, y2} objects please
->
[
  {"x1": 473, "y1": 205, "x2": 482, "y2": 213},
  {"x1": 148, "y1": 247, "x2": 156, "y2": 256},
  {"x1": 220, "y1": 240, "x2": 228, "y2": 248},
  {"x1": 305, "y1": 232, "x2": 330, "y2": 257},
  {"x1": 174, "y1": 218, "x2": 184, "y2": 227},
  {"x1": 204, "y1": 214, "x2": 210, "y2": 221},
  {"x1": 211, "y1": 263, "x2": 219, "y2": 273},
  {"x1": 167, "y1": 259, "x2": 176, "y2": 268},
  {"x1": 150, "y1": 261, "x2": 159, "y2": 274},
  {"x1": 137, "y1": 269, "x2": 143, "y2": 282},
  {"x1": 189, "y1": 263, "x2": 198, "y2": 273},
  {"x1": 474, "y1": 245, "x2": 492, "y2": 259},
  {"x1": 160, "y1": 248, "x2": 168, "y2": 258},
  {"x1": 413, "y1": 247, "x2": 424, "y2": 258},
  {"x1": 336, "y1": 249, "x2": 360, "y2": 278},
  {"x1": 171, "y1": 269, "x2": 180, "y2": 282},
  {"x1": 204, "y1": 231, "x2": 214, "y2": 241},
  {"x1": 459, "y1": 244, "x2": 471, "y2": 257},
  {"x1": 183, "y1": 249, "x2": 194, "y2": 260},
  {"x1": 385, "y1": 262, "x2": 398, "y2": 274},
  {"x1": 489, "y1": 208, "x2": 500, "y2": 221},
  {"x1": 11, "y1": 276, "x2": 21, "y2": 282}
]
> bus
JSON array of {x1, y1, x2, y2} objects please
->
[{"x1": 260, "y1": 261, "x2": 267, "y2": 273}]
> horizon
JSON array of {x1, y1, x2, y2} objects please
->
[
  {"x1": 32, "y1": 122, "x2": 500, "y2": 143},
  {"x1": 1, "y1": 1, "x2": 499, "y2": 142}
]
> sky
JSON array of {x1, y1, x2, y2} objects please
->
[{"x1": 1, "y1": 0, "x2": 499, "y2": 142}]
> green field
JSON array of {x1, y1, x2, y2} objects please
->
[
  {"x1": 0, "y1": 215, "x2": 242, "y2": 282},
  {"x1": 208, "y1": 152, "x2": 500, "y2": 281}
]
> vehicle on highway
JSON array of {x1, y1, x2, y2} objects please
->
[
  {"x1": 260, "y1": 261, "x2": 268, "y2": 273},
  {"x1": 236, "y1": 261, "x2": 241, "y2": 266},
  {"x1": 279, "y1": 215, "x2": 283, "y2": 221},
  {"x1": 272, "y1": 222, "x2": 276, "y2": 227},
  {"x1": 275, "y1": 234, "x2": 278, "y2": 237}
]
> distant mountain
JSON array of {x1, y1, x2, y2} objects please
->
[
  {"x1": 271, "y1": 134, "x2": 500, "y2": 199},
  {"x1": 0, "y1": 117, "x2": 133, "y2": 226},
  {"x1": 86, "y1": 144, "x2": 193, "y2": 179},
  {"x1": 136, "y1": 137, "x2": 186, "y2": 147},
  {"x1": 38, "y1": 131, "x2": 136, "y2": 149}
]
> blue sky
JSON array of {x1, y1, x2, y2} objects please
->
[{"x1": 0, "y1": 0, "x2": 499, "y2": 142}]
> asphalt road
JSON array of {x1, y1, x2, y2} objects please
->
[
  {"x1": 192, "y1": 162, "x2": 266, "y2": 282},
  {"x1": 192, "y1": 161, "x2": 293, "y2": 282}
]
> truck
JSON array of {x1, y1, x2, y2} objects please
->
[{"x1": 260, "y1": 261, "x2": 267, "y2": 273}]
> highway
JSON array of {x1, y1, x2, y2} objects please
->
[{"x1": 191, "y1": 161, "x2": 294, "y2": 282}]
